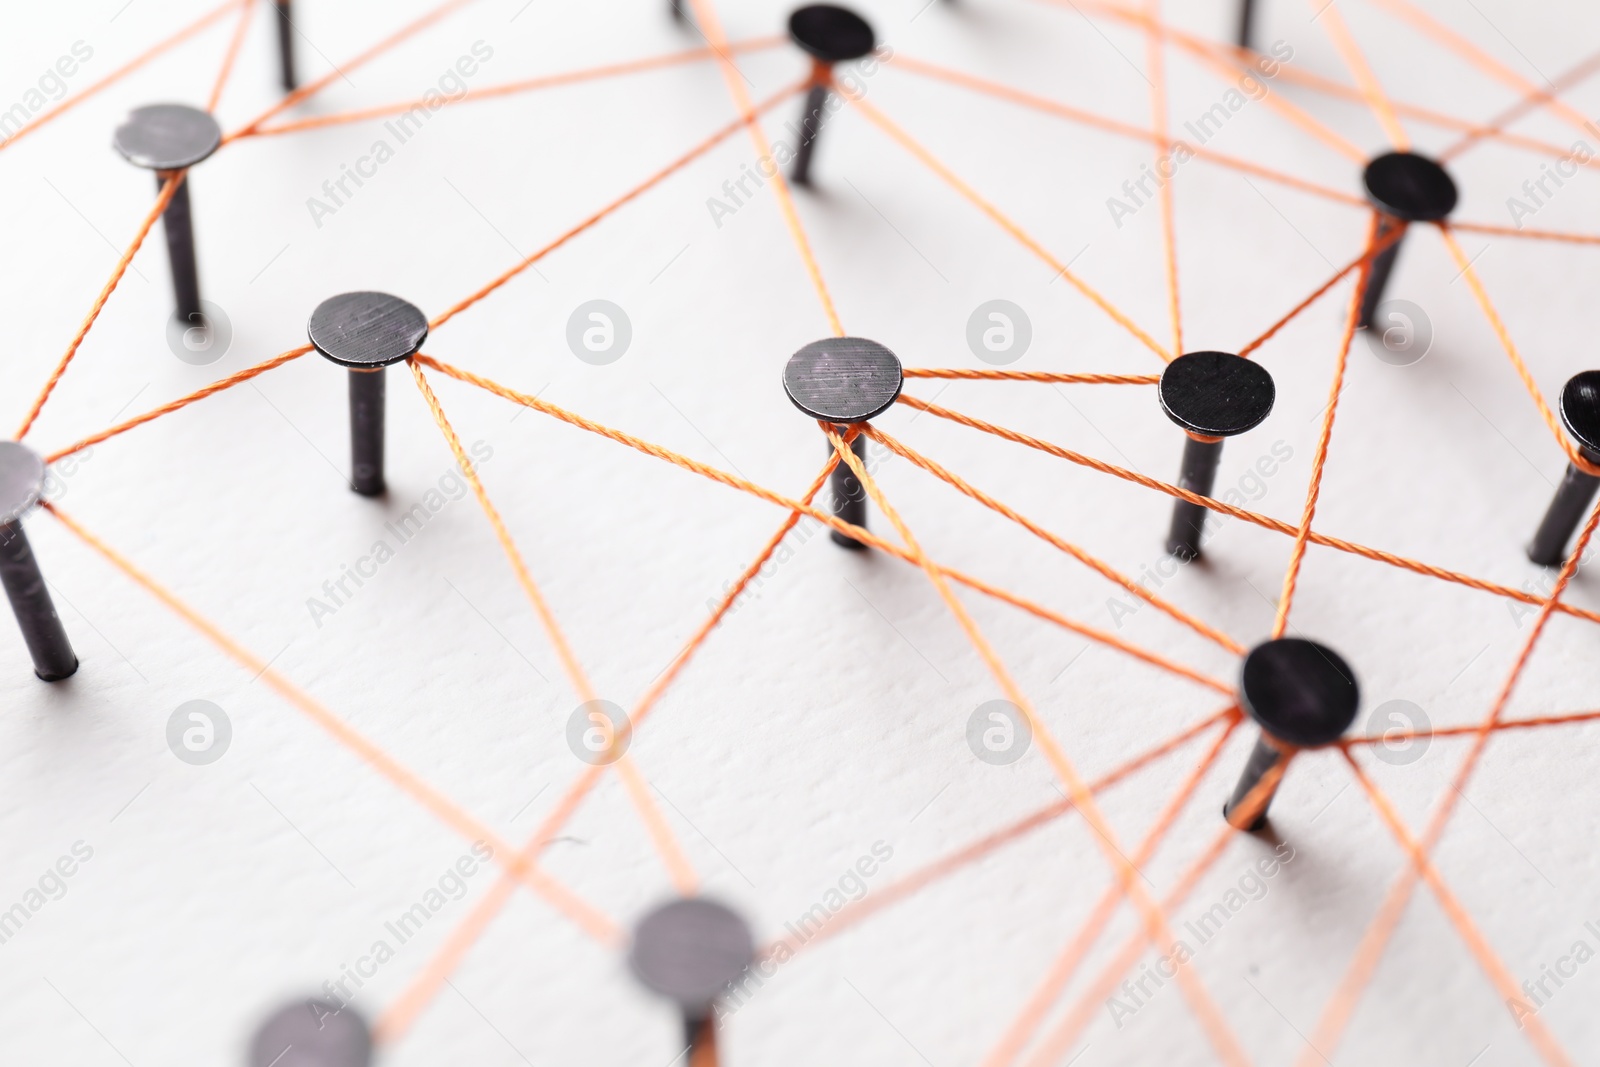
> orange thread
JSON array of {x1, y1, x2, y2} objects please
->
[
  {"x1": 774, "y1": 707, "x2": 1238, "y2": 960},
  {"x1": 850, "y1": 95, "x2": 1172, "y2": 362},
  {"x1": 896, "y1": 392, "x2": 1600, "y2": 630},
  {"x1": 685, "y1": 0, "x2": 844, "y2": 336},
  {"x1": 228, "y1": 0, "x2": 481, "y2": 140},
  {"x1": 1143, "y1": 0, "x2": 1184, "y2": 357},
  {"x1": 837, "y1": 427, "x2": 1252, "y2": 1067},
  {"x1": 377, "y1": 457, "x2": 842, "y2": 1042},
  {"x1": 1239, "y1": 220, "x2": 1405, "y2": 357},
  {"x1": 17, "y1": 175, "x2": 183, "y2": 441},
  {"x1": 249, "y1": 38, "x2": 787, "y2": 136},
  {"x1": 1300, "y1": 499, "x2": 1600, "y2": 1064},
  {"x1": 874, "y1": 427, "x2": 1247, "y2": 654},
  {"x1": 1270, "y1": 213, "x2": 1375, "y2": 637},
  {"x1": 1446, "y1": 219, "x2": 1600, "y2": 246},
  {"x1": 0, "y1": 0, "x2": 240, "y2": 155},
  {"x1": 1021, "y1": 822, "x2": 1237, "y2": 1066},
  {"x1": 206, "y1": 0, "x2": 256, "y2": 113},
  {"x1": 1341, "y1": 750, "x2": 1575, "y2": 1065},
  {"x1": 44, "y1": 503, "x2": 620, "y2": 946},
  {"x1": 44, "y1": 346, "x2": 312, "y2": 463},
  {"x1": 1441, "y1": 45, "x2": 1600, "y2": 160},
  {"x1": 416, "y1": 356, "x2": 1231, "y2": 691},
  {"x1": 429, "y1": 81, "x2": 803, "y2": 331},
  {"x1": 1312, "y1": 0, "x2": 1410, "y2": 149},
  {"x1": 983, "y1": 711, "x2": 1243, "y2": 1067},
  {"x1": 901, "y1": 369, "x2": 1160, "y2": 383},
  {"x1": 888, "y1": 54, "x2": 1368, "y2": 207},
  {"x1": 409, "y1": 361, "x2": 700, "y2": 894}
]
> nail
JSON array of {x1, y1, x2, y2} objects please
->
[
  {"x1": 0, "y1": 442, "x2": 77, "y2": 682},
  {"x1": 787, "y1": 5, "x2": 876, "y2": 186},
  {"x1": 1528, "y1": 371, "x2": 1600, "y2": 567},
  {"x1": 629, "y1": 898, "x2": 755, "y2": 1065},
  {"x1": 1359, "y1": 152, "x2": 1458, "y2": 330}
]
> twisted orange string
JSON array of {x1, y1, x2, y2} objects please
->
[
  {"x1": 1448, "y1": 220, "x2": 1600, "y2": 246},
  {"x1": 43, "y1": 502, "x2": 620, "y2": 946},
  {"x1": 838, "y1": 426, "x2": 1252, "y2": 1067},
  {"x1": 415, "y1": 356, "x2": 1232, "y2": 691},
  {"x1": 851, "y1": 96, "x2": 1172, "y2": 363},
  {"x1": 771, "y1": 706, "x2": 1238, "y2": 960},
  {"x1": 1369, "y1": 0, "x2": 1594, "y2": 137},
  {"x1": 206, "y1": 0, "x2": 256, "y2": 113},
  {"x1": 408, "y1": 360, "x2": 699, "y2": 895},
  {"x1": 1021, "y1": 822, "x2": 1238, "y2": 1067},
  {"x1": 901, "y1": 369, "x2": 1160, "y2": 383},
  {"x1": 983, "y1": 710, "x2": 1242, "y2": 1067},
  {"x1": 1312, "y1": 0, "x2": 1410, "y2": 148},
  {"x1": 377, "y1": 454, "x2": 842, "y2": 1042},
  {"x1": 874, "y1": 427, "x2": 1247, "y2": 653},
  {"x1": 1439, "y1": 224, "x2": 1600, "y2": 477},
  {"x1": 887, "y1": 55, "x2": 1367, "y2": 207},
  {"x1": 1441, "y1": 45, "x2": 1600, "y2": 160},
  {"x1": 1300, "y1": 498, "x2": 1600, "y2": 1064},
  {"x1": 44, "y1": 346, "x2": 312, "y2": 464},
  {"x1": 1143, "y1": 0, "x2": 1183, "y2": 357},
  {"x1": 0, "y1": 0, "x2": 240, "y2": 155},
  {"x1": 428, "y1": 81, "x2": 802, "y2": 331},
  {"x1": 249, "y1": 38, "x2": 787, "y2": 136},
  {"x1": 17, "y1": 175, "x2": 183, "y2": 441},
  {"x1": 897, "y1": 393, "x2": 1600, "y2": 629},
  {"x1": 1270, "y1": 213, "x2": 1374, "y2": 638},
  {"x1": 685, "y1": 0, "x2": 844, "y2": 335},
  {"x1": 1239, "y1": 219, "x2": 1405, "y2": 357},
  {"x1": 1340, "y1": 750, "x2": 1575, "y2": 1065}
]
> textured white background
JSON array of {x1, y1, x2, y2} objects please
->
[{"x1": 1, "y1": 0, "x2": 1599, "y2": 1063}]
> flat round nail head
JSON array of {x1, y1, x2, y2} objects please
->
[
  {"x1": 248, "y1": 1000, "x2": 371, "y2": 1067},
  {"x1": 1239, "y1": 638, "x2": 1361, "y2": 748},
  {"x1": 0, "y1": 443, "x2": 46, "y2": 526},
  {"x1": 308, "y1": 292, "x2": 429, "y2": 368},
  {"x1": 1159, "y1": 351, "x2": 1275, "y2": 438},
  {"x1": 784, "y1": 337, "x2": 903, "y2": 423},
  {"x1": 1559, "y1": 371, "x2": 1600, "y2": 457},
  {"x1": 788, "y1": 5, "x2": 876, "y2": 63},
  {"x1": 112, "y1": 104, "x2": 222, "y2": 170},
  {"x1": 629, "y1": 898, "x2": 755, "y2": 1018},
  {"x1": 1362, "y1": 151, "x2": 1458, "y2": 222}
]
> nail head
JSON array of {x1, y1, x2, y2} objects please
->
[
  {"x1": 308, "y1": 292, "x2": 429, "y2": 368},
  {"x1": 112, "y1": 104, "x2": 222, "y2": 171},
  {"x1": 1158, "y1": 351, "x2": 1275, "y2": 438}
]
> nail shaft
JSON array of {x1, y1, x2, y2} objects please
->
[
  {"x1": 274, "y1": 1, "x2": 298, "y2": 91},
  {"x1": 1222, "y1": 734, "x2": 1285, "y2": 831},
  {"x1": 1359, "y1": 215, "x2": 1406, "y2": 330},
  {"x1": 791, "y1": 81, "x2": 830, "y2": 186},
  {"x1": 0, "y1": 521, "x2": 78, "y2": 681},
  {"x1": 829, "y1": 431, "x2": 868, "y2": 549},
  {"x1": 1528, "y1": 449, "x2": 1600, "y2": 566},
  {"x1": 157, "y1": 171, "x2": 202, "y2": 326},
  {"x1": 1167, "y1": 435, "x2": 1223, "y2": 561},
  {"x1": 348, "y1": 368, "x2": 387, "y2": 497},
  {"x1": 1237, "y1": 0, "x2": 1257, "y2": 51}
]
